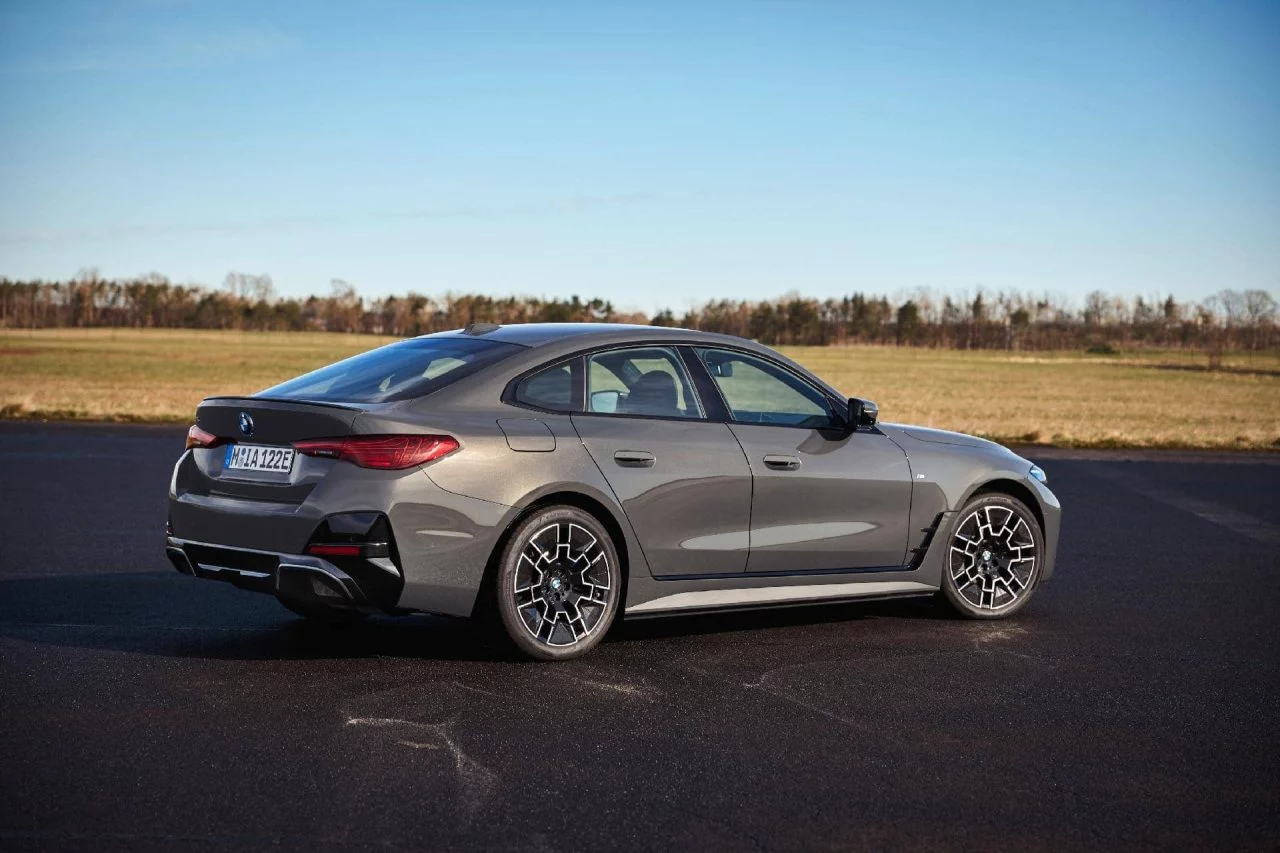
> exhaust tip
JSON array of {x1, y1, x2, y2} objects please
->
[{"x1": 277, "y1": 563, "x2": 358, "y2": 604}]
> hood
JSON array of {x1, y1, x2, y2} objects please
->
[
  {"x1": 878, "y1": 422, "x2": 1032, "y2": 465},
  {"x1": 879, "y1": 423, "x2": 1000, "y2": 450}
]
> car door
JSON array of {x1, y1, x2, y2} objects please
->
[
  {"x1": 570, "y1": 345, "x2": 752, "y2": 577},
  {"x1": 691, "y1": 347, "x2": 913, "y2": 573}
]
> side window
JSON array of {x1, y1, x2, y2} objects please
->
[
  {"x1": 587, "y1": 347, "x2": 703, "y2": 419},
  {"x1": 514, "y1": 361, "x2": 576, "y2": 412},
  {"x1": 695, "y1": 348, "x2": 839, "y2": 428}
]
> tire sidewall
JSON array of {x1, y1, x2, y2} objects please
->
[
  {"x1": 940, "y1": 493, "x2": 1044, "y2": 620},
  {"x1": 495, "y1": 506, "x2": 622, "y2": 661}
]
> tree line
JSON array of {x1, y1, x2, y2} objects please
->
[{"x1": 0, "y1": 269, "x2": 1275, "y2": 352}]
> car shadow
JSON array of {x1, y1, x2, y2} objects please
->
[
  {"x1": 0, "y1": 570, "x2": 948, "y2": 662},
  {"x1": 0, "y1": 571, "x2": 510, "y2": 662}
]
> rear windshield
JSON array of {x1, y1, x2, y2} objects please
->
[{"x1": 258, "y1": 337, "x2": 522, "y2": 404}]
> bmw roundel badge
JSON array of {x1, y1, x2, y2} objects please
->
[{"x1": 238, "y1": 411, "x2": 254, "y2": 437}]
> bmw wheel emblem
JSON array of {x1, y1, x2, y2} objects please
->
[{"x1": 238, "y1": 411, "x2": 254, "y2": 437}]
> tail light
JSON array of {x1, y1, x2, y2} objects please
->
[
  {"x1": 186, "y1": 424, "x2": 223, "y2": 450},
  {"x1": 292, "y1": 434, "x2": 459, "y2": 470}
]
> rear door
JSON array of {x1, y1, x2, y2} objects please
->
[
  {"x1": 570, "y1": 346, "x2": 752, "y2": 577},
  {"x1": 690, "y1": 347, "x2": 913, "y2": 573}
]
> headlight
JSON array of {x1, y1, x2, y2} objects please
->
[{"x1": 1029, "y1": 464, "x2": 1048, "y2": 484}]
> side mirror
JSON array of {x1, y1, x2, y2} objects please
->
[{"x1": 847, "y1": 397, "x2": 878, "y2": 430}]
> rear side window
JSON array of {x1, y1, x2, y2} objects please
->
[
  {"x1": 514, "y1": 361, "x2": 577, "y2": 411},
  {"x1": 587, "y1": 347, "x2": 702, "y2": 419},
  {"x1": 259, "y1": 337, "x2": 521, "y2": 404}
]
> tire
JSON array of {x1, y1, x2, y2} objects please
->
[
  {"x1": 494, "y1": 505, "x2": 622, "y2": 661},
  {"x1": 940, "y1": 493, "x2": 1044, "y2": 619},
  {"x1": 278, "y1": 597, "x2": 368, "y2": 626}
]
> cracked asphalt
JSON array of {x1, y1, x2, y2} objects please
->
[{"x1": 1, "y1": 422, "x2": 1278, "y2": 851}]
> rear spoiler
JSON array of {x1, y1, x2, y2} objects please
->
[{"x1": 201, "y1": 395, "x2": 367, "y2": 413}]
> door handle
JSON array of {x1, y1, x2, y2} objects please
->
[
  {"x1": 614, "y1": 450, "x2": 656, "y2": 468},
  {"x1": 763, "y1": 454, "x2": 801, "y2": 471}
]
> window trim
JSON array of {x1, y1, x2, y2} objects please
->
[{"x1": 500, "y1": 338, "x2": 851, "y2": 430}]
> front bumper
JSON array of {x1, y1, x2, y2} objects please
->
[
  {"x1": 1025, "y1": 476, "x2": 1062, "y2": 582},
  {"x1": 165, "y1": 536, "x2": 402, "y2": 611}
]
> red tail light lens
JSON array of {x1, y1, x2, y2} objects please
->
[
  {"x1": 185, "y1": 424, "x2": 223, "y2": 450},
  {"x1": 293, "y1": 435, "x2": 459, "y2": 470},
  {"x1": 306, "y1": 544, "x2": 364, "y2": 557}
]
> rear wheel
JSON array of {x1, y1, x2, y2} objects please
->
[
  {"x1": 278, "y1": 597, "x2": 368, "y2": 626},
  {"x1": 495, "y1": 506, "x2": 621, "y2": 661},
  {"x1": 940, "y1": 493, "x2": 1044, "y2": 619}
]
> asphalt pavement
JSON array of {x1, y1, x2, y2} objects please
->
[{"x1": 1, "y1": 422, "x2": 1278, "y2": 851}]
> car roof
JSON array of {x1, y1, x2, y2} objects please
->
[{"x1": 427, "y1": 322, "x2": 744, "y2": 349}]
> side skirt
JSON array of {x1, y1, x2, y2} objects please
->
[
  {"x1": 624, "y1": 581, "x2": 936, "y2": 614},
  {"x1": 623, "y1": 583, "x2": 935, "y2": 619}
]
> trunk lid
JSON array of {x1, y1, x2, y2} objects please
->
[
  {"x1": 197, "y1": 396, "x2": 368, "y2": 444},
  {"x1": 180, "y1": 397, "x2": 382, "y2": 505}
]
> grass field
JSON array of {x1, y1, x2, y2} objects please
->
[{"x1": 1, "y1": 328, "x2": 1277, "y2": 449}]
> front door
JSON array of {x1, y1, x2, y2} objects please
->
[{"x1": 691, "y1": 347, "x2": 913, "y2": 573}]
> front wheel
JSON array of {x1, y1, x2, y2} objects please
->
[
  {"x1": 940, "y1": 493, "x2": 1044, "y2": 619},
  {"x1": 495, "y1": 506, "x2": 621, "y2": 661}
]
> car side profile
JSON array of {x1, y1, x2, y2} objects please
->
[{"x1": 165, "y1": 323, "x2": 1061, "y2": 660}]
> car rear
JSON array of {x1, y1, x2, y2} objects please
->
[{"x1": 165, "y1": 335, "x2": 522, "y2": 615}]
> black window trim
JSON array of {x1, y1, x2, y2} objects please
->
[
  {"x1": 501, "y1": 338, "x2": 851, "y2": 429},
  {"x1": 678, "y1": 346, "x2": 731, "y2": 422}
]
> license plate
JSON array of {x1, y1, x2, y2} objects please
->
[{"x1": 224, "y1": 443, "x2": 295, "y2": 474}]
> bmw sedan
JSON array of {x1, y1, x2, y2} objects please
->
[{"x1": 166, "y1": 323, "x2": 1061, "y2": 660}]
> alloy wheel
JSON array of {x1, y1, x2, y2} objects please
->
[
  {"x1": 512, "y1": 521, "x2": 613, "y2": 647},
  {"x1": 948, "y1": 504, "x2": 1038, "y2": 612}
]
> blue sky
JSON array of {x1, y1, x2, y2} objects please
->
[{"x1": 1, "y1": 0, "x2": 1276, "y2": 311}]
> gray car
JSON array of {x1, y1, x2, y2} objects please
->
[{"x1": 166, "y1": 323, "x2": 1061, "y2": 660}]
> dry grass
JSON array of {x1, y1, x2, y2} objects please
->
[
  {"x1": 791, "y1": 346, "x2": 1279, "y2": 450},
  {"x1": 1, "y1": 328, "x2": 1277, "y2": 449},
  {"x1": 0, "y1": 329, "x2": 392, "y2": 423}
]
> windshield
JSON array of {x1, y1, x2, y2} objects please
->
[{"x1": 258, "y1": 337, "x2": 522, "y2": 404}]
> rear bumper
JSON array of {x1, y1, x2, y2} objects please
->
[
  {"x1": 168, "y1": 448, "x2": 515, "y2": 617},
  {"x1": 166, "y1": 536, "x2": 398, "y2": 611}
]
